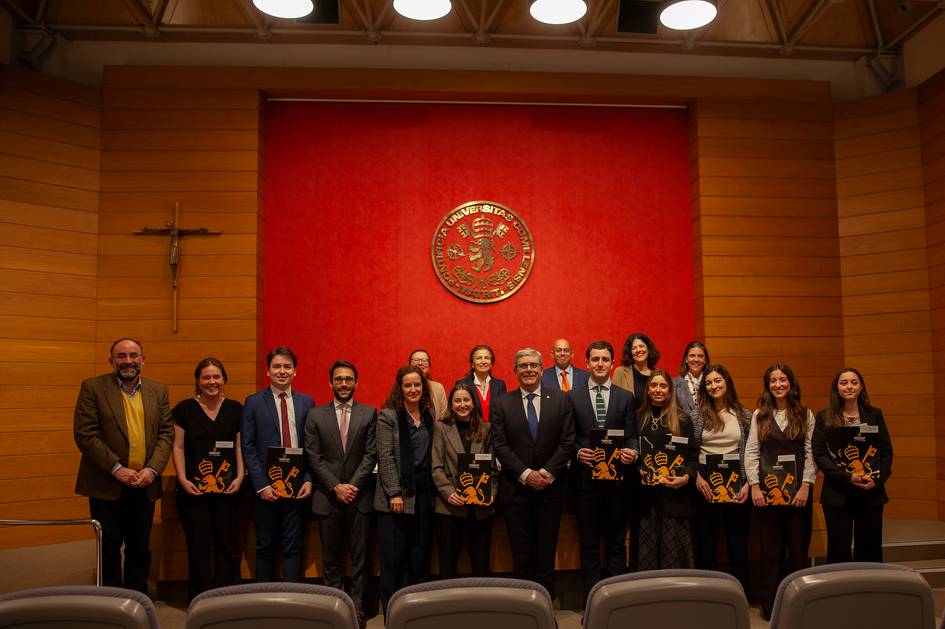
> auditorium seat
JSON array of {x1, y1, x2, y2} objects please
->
[
  {"x1": 583, "y1": 569, "x2": 750, "y2": 629},
  {"x1": 384, "y1": 577, "x2": 556, "y2": 629},
  {"x1": 185, "y1": 582, "x2": 358, "y2": 629},
  {"x1": 770, "y1": 562, "x2": 935, "y2": 629},
  {"x1": 0, "y1": 585, "x2": 159, "y2": 629}
]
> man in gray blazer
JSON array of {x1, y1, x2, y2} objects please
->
[{"x1": 304, "y1": 360, "x2": 377, "y2": 624}]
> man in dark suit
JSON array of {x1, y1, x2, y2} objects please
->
[
  {"x1": 571, "y1": 340, "x2": 639, "y2": 596},
  {"x1": 241, "y1": 346, "x2": 315, "y2": 582},
  {"x1": 540, "y1": 338, "x2": 590, "y2": 392},
  {"x1": 304, "y1": 360, "x2": 376, "y2": 624},
  {"x1": 73, "y1": 337, "x2": 174, "y2": 595},
  {"x1": 492, "y1": 347, "x2": 575, "y2": 599}
]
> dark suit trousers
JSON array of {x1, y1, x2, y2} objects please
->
[
  {"x1": 435, "y1": 513, "x2": 494, "y2": 579},
  {"x1": 252, "y1": 496, "x2": 307, "y2": 582},
  {"x1": 176, "y1": 492, "x2": 242, "y2": 600},
  {"x1": 823, "y1": 501, "x2": 884, "y2": 564},
  {"x1": 758, "y1": 503, "x2": 812, "y2": 616},
  {"x1": 318, "y1": 503, "x2": 373, "y2": 611},
  {"x1": 377, "y1": 494, "x2": 434, "y2": 614},
  {"x1": 89, "y1": 487, "x2": 155, "y2": 595},
  {"x1": 694, "y1": 499, "x2": 751, "y2": 593},
  {"x1": 575, "y1": 482, "x2": 628, "y2": 596},
  {"x1": 503, "y1": 491, "x2": 563, "y2": 599}
]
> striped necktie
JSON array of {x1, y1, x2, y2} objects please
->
[{"x1": 595, "y1": 385, "x2": 607, "y2": 428}]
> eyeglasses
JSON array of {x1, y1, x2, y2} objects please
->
[
  {"x1": 410, "y1": 359, "x2": 430, "y2": 366},
  {"x1": 332, "y1": 376, "x2": 356, "y2": 384},
  {"x1": 516, "y1": 362, "x2": 541, "y2": 371}
]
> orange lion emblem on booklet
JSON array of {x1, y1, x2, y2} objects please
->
[
  {"x1": 458, "y1": 470, "x2": 493, "y2": 506},
  {"x1": 708, "y1": 470, "x2": 739, "y2": 503},
  {"x1": 763, "y1": 472, "x2": 794, "y2": 506},
  {"x1": 642, "y1": 450, "x2": 683, "y2": 485},
  {"x1": 195, "y1": 458, "x2": 230, "y2": 494},
  {"x1": 591, "y1": 447, "x2": 621, "y2": 480},
  {"x1": 268, "y1": 464, "x2": 299, "y2": 498}
]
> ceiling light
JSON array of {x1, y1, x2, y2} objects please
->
[
  {"x1": 529, "y1": 0, "x2": 588, "y2": 25},
  {"x1": 394, "y1": 0, "x2": 452, "y2": 21},
  {"x1": 252, "y1": 0, "x2": 314, "y2": 19},
  {"x1": 659, "y1": 0, "x2": 717, "y2": 30}
]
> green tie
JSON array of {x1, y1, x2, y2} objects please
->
[{"x1": 595, "y1": 385, "x2": 607, "y2": 428}]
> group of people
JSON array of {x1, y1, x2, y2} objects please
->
[{"x1": 72, "y1": 334, "x2": 894, "y2": 623}]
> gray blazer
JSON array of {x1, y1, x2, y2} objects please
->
[
  {"x1": 674, "y1": 375, "x2": 697, "y2": 414},
  {"x1": 373, "y1": 408, "x2": 433, "y2": 514},
  {"x1": 304, "y1": 400, "x2": 377, "y2": 516},
  {"x1": 689, "y1": 405, "x2": 752, "y2": 470},
  {"x1": 431, "y1": 420, "x2": 495, "y2": 519}
]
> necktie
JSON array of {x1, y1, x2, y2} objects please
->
[
  {"x1": 595, "y1": 385, "x2": 607, "y2": 428},
  {"x1": 279, "y1": 392, "x2": 291, "y2": 448},
  {"x1": 339, "y1": 404, "x2": 349, "y2": 452},
  {"x1": 560, "y1": 371, "x2": 570, "y2": 392},
  {"x1": 526, "y1": 393, "x2": 538, "y2": 440}
]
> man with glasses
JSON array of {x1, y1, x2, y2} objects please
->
[
  {"x1": 73, "y1": 337, "x2": 174, "y2": 595},
  {"x1": 408, "y1": 349, "x2": 448, "y2": 419},
  {"x1": 304, "y1": 361, "x2": 376, "y2": 628},
  {"x1": 541, "y1": 338, "x2": 590, "y2": 392},
  {"x1": 492, "y1": 348, "x2": 575, "y2": 600}
]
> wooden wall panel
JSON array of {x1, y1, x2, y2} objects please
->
[
  {"x1": 919, "y1": 69, "x2": 945, "y2": 518},
  {"x1": 835, "y1": 88, "x2": 937, "y2": 520},
  {"x1": 0, "y1": 64, "x2": 100, "y2": 548},
  {"x1": 690, "y1": 95, "x2": 843, "y2": 556}
]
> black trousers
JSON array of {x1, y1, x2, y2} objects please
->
[
  {"x1": 435, "y1": 512, "x2": 494, "y2": 579},
  {"x1": 823, "y1": 501, "x2": 884, "y2": 563},
  {"x1": 377, "y1": 494, "x2": 434, "y2": 614},
  {"x1": 503, "y1": 493, "x2": 563, "y2": 599},
  {"x1": 757, "y1": 503, "x2": 812, "y2": 616},
  {"x1": 88, "y1": 487, "x2": 155, "y2": 595},
  {"x1": 318, "y1": 504, "x2": 373, "y2": 611},
  {"x1": 694, "y1": 498, "x2": 751, "y2": 593},
  {"x1": 176, "y1": 491, "x2": 242, "y2": 600},
  {"x1": 252, "y1": 496, "x2": 307, "y2": 582},
  {"x1": 575, "y1": 483, "x2": 628, "y2": 596}
]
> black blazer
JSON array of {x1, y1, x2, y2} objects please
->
[
  {"x1": 570, "y1": 383, "x2": 637, "y2": 492},
  {"x1": 637, "y1": 410, "x2": 698, "y2": 518},
  {"x1": 455, "y1": 374, "x2": 507, "y2": 420},
  {"x1": 812, "y1": 406, "x2": 893, "y2": 508},
  {"x1": 491, "y1": 387, "x2": 575, "y2": 503}
]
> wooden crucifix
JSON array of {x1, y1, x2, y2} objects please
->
[{"x1": 134, "y1": 202, "x2": 222, "y2": 333}]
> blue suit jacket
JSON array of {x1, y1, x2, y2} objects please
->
[
  {"x1": 541, "y1": 365, "x2": 590, "y2": 391},
  {"x1": 241, "y1": 387, "x2": 316, "y2": 492}
]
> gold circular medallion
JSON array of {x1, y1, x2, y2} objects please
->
[{"x1": 431, "y1": 201, "x2": 535, "y2": 304}]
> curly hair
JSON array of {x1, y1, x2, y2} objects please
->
[
  {"x1": 381, "y1": 365, "x2": 431, "y2": 411},
  {"x1": 620, "y1": 332, "x2": 660, "y2": 369}
]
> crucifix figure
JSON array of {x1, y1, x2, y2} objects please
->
[{"x1": 134, "y1": 202, "x2": 222, "y2": 333}]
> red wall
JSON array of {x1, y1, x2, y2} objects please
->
[{"x1": 264, "y1": 102, "x2": 693, "y2": 406}]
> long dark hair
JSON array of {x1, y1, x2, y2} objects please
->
[
  {"x1": 637, "y1": 370, "x2": 683, "y2": 436},
  {"x1": 678, "y1": 341, "x2": 710, "y2": 377},
  {"x1": 194, "y1": 357, "x2": 227, "y2": 397},
  {"x1": 756, "y1": 363, "x2": 808, "y2": 442},
  {"x1": 443, "y1": 383, "x2": 485, "y2": 442},
  {"x1": 697, "y1": 364, "x2": 747, "y2": 434},
  {"x1": 381, "y1": 365, "x2": 431, "y2": 411},
  {"x1": 620, "y1": 332, "x2": 660, "y2": 369},
  {"x1": 466, "y1": 344, "x2": 495, "y2": 377},
  {"x1": 824, "y1": 367, "x2": 872, "y2": 428}
]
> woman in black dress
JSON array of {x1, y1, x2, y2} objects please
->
[
  {"x1": 813, "y1": 367, "x2": 893, "y2": 563},
  {"x1": 171, "y1": 357, "x2": 245, "y2": 600}
]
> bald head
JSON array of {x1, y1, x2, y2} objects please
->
[{"x1": 552, "y1": 338, "x2": 573, "y2": 370}]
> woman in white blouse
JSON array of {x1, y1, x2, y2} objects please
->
[{"x1": 744, "y1": 363, "x2": 816, "y2": 621}]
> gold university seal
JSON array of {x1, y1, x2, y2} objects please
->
[{"x1": 431, "y1": 201, "x2": 535, "y2": 304}]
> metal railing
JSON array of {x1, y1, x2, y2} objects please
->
[{"x1": 0, "y1": 519, "x2": 103, "y2": 586}]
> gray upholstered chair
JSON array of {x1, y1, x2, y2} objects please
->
[
  {"x1": 384, "y1": 577, "x2": 556, "y2": 629},
  {"x1": 0, "y1": 585, "x2": 158, "y2": 629},
  {"x1": 185, "y1": 582, "x2": 358, "y2": 629},
  {"x1": 583, "y1": 569, "x2": 750, "y2": 629},
  {"x1": 770, "y1": 562, "x2": 935, "y2": 629}
]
